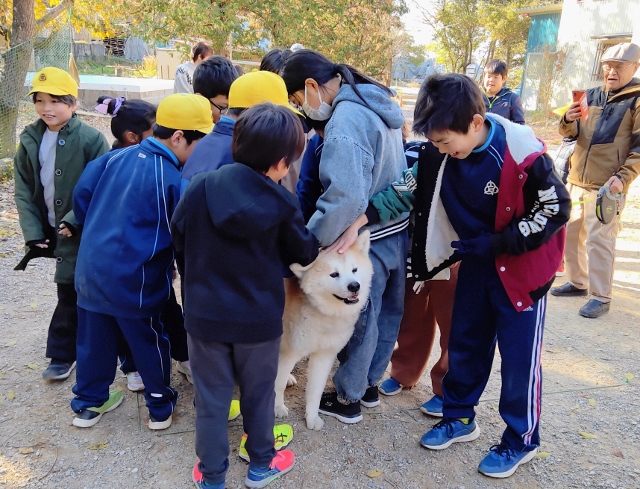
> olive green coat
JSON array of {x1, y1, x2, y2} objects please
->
[{"x1": 14, "y1": 115, "x2": 110, "y2": 284}]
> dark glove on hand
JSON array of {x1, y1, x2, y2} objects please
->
[{"x1": 451, "y1": 234, "x2": 497, "y2": 258}]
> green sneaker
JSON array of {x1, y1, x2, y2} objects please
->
[
  {"x1": 239, "y1": 424, "x2": 294, "y2": 462},
  {"x1": 73, "y1": 390, "x2": 123, "y2": 428}
]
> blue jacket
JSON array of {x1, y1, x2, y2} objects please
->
[
  {"x1": 483, "y1": 87, "x2": 525, "y2": 124},
  {"x1": 171, "y1": 163, "x2": 319, "y2": 343},
  {"x1": 296, "y1": 133, "x2": 324, "y2": 223},
  {"x1": 308, "y1": 83, "x2": 409, "y2": 245},
  {"x1": 73, "y1": 138, "x2": 181, "y2": 318},
  {"x1": 181, "y1": 116, "x2": 235, "y2": 194}
]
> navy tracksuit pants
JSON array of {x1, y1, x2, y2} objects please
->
[
  {"x1": 71, "y1": 307, "x2": 178, "y2": 422},
  {"x1": 442, "y1": 259, "x2": 545, "y2": 452}
]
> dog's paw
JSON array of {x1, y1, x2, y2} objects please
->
[
  {"x1": 286, "y1": 374, "x2": 297, "y2": 387},
  {"x1": 306, "y1": 415, "x2": 324, "y2": 431},
  {"x1": 275, "y1": 404, "x2": 289, "y2": 418}
]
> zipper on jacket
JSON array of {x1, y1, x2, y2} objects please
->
[{"x1": 580, "y1": 89, "x2": 609, "y2": 182}]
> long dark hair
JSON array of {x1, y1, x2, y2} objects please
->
[
  {"x1": 280, "y1": 50, "x2": 392, "y2": 104},
  {"x1": 97, "y1": 96, "x2": 156, "y2": 147}
]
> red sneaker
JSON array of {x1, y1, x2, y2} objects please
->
[
  {"x1": 245, "y1": 449, "x2": 296, "y2": 488},
  {"x1": 192, "y1": 461, "x2": 224, "y2": 488},
  {"x1": 556, "y1": 261, "x2": 565, "y2": 277}
]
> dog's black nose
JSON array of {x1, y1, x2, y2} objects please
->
[{"x1": 347, "y1": 282, "x2": 360, "y2": 293}]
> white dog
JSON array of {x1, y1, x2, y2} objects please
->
[{"x1": 274, "y1": 231, "x2": 373, "y2": 430}]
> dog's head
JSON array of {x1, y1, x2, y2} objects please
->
[{"x1": 290, "y1": 231, "x2": 373, "y2": 315}]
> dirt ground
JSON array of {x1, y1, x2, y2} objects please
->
[{"x1": 1, "y1": 119, "x2": 639, "y2": 489}]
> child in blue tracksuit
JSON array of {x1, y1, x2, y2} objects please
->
[
  {"x1": 338, "y1": 74, "x2": 571, "y2": 478},
  {"x1": 172, "y1": 103, "x2": 318, "y2": 489},
  {"x1": 69, "y1": 94, "x2": 213, "y2": 430}
]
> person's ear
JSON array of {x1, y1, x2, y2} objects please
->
[
  {"x1": 124, "y1": 131, "x2": 139, "y2": 145},
  {"x1": 170, "y1": 130, "x2": 184, "y2": 148},
  {"x1": 304, "y1": 78, "x2": 319, "y2": 91},
  {"x1": 471, "y1": 114, "x2": 484, "y2": 132}
]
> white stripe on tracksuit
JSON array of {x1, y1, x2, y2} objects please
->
[{"x1": 524, "y1": 295, "x2": 545, "y2": 445}]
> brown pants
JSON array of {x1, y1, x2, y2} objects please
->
[{"x1": 389, "y1": 265, "x2": 458, "y2": 396}]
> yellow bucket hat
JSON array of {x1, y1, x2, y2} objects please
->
[
  {"x1": 27, "y1": 67, "x2": 79, "y2": 98},
  {"x1": 156, "y1": 93, "x2": 214, "y2": 134},
  {"x1": 229, "y1": 71, "x2": 302, "y2": 116}
]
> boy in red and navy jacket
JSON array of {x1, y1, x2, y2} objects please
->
[{"x1": 337, "y1": 74, "x2": 570, "y2": 478}]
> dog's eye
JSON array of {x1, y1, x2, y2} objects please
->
[
  {"x1": 352, "y1": 268, "x2": 358, "y2": 273},
  {"x1": 330, "y1": 272, "x2": 339, "y2": 278}
]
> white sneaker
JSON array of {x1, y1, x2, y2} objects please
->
[
  {"x1": 177, "y1": 361, "x2": 193, "y2": 384},
  {"x1": 126, "y1": 371, "x2": 145, "y2": 392},
  {"x1": 148, "y1": 414, "x2": 172, "y2": 430}
]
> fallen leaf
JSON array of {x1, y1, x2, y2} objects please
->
[
  {"x1": 625, "y1": 373, "x2": 634, "y2": 382},
  {"x1": 0, "y1": 372, "x2": 5, "y2": 378},
  {"x1": 7, "y1": 390, "x2": 15, "y2": 400},
  {"x1": 536, "y1": 451, "x2": 551, "y2": 459},
  {"x1": 26, "y1": 363, "x2": 39, "y2": 370},
  {"x1": 572, "y1": 404, "x2": 579, "y2": 409},
  {"x1": 18, "y1": 447, "x2": 34, "y2": 454},
  {"x1": 579, "y1": 431, "x2": 596, "y2": 439},
  {"x1": 88, "y1": 443, "x2": 108, "y2": 450},
  {"x1": 588, "y1": 399, "x2": 596, "y2": 407},
  {"x1": 366, "y1": 469, "x2": 383, "y2": 478},
  {"x1": 3, "y1": 341, "x2": 16, "y2": 347},
  {"x1": 30, "y1": 302, "x2": 37, "y2": 308},
  {"x1": 613, "y1": 449, "x2": 624, "y2": 458}
]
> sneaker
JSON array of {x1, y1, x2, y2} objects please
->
[
  {"x1": 245, "y1": 450, "x2": 295, "y2": 488},
  {"x1": 73, "y1": 390, "x2": 123, "y2": 428},
  {"x1": 378, "y1": 377, "x2": 403, "y2": 396},
  {"x1": 319, "y1": 391, "x2": 362, "y2": 424},
  {"x1": 239, "y1": 424, "x2": 294, "y2": 462},
  {"x1": 228, "y1": 399, "x2": 241, "y2": 421},
  {"x1": 420, "y1": 418, "x2": 480, "y2": 450},
  {"x1": 126, "y1": 371, "x2": 145, "y2": 392},
  {"x1": 192, "y1": 461, "x2": 225, "y2": 488},
  {"x1": 360, "y1": 385, "x2": 380, "y2": 408},
  {"x1": 148, "y1": 414, "x2": 172, "y2": 430},
  {"x1": 555, "y1": 261, "x2": 565, "y2": 277},
  {"x1": 42, "y1": 360, "x2": 76, "y2": 381},
  {"x1": 478, "y1": 443, "x2": 538, "y2": 478},
  {"x1": 177, "y1": 360, "x2": 193, "y2": 384},
  {"x1": 420, "y1": 395, "x2": 444, "y2": 417}
]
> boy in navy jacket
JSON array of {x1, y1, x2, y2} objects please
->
[
  {"x1": 70, "y1": 94, "x2": 213, "y2": 430},
  {"x1": 482, "y1": 59, "x2": 525, "y2": 124},
  {"x1": 172, "y1": 103, "x2": 318, "y2": 489},
  {"x1": 335, "y1": 74, "x2": 570, "y2": 478}
]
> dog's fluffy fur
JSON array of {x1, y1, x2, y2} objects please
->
[{"x1": 274, "y1": 231, "x2": 373, "y2": 430}]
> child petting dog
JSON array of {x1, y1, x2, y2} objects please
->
[
  {"x1": 336, "y1": 74, "x2": 571, "y2": 479},
  {"x1": 171, "y1": 103, "x2": 319, "y2": 489}
]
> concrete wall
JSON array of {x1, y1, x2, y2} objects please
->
[{"x1": 555, "y1": 0, "x2": 639, "y2": 105}]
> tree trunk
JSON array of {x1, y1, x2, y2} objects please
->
[{"x1": 0, "y1": 0, "x2": 36, "y2": 158}]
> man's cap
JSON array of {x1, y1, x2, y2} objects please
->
[
  {"x1": 27, "y1": 67, "x2": 78, "y2": 98},
  {"x1": 601, "y1": 42, "x2": 640, "y2": 63},
  {"x1": 156, "y1": 94, "x2": 214, "y2": 134},
  {"x1": 228, "y1": 71, "x2": 302, "y2": 116}
]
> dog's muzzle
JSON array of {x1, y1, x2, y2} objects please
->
[{"x1": 333, "y1": 294, "x2": 360, "y2": 304}]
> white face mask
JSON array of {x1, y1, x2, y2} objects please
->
[{"x1": 302, "y1": 85, "x2": 334, "y2": 121}]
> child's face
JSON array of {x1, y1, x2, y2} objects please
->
[
  {"x1": 207, "y1": 95, "x2": 229, "y2": 123},
  {"x1": 483, "y1": 73, "x2": 506, "y2": 96},
  {"x1": 427, "y1": 115, "x2": 486, "y2": 160},
  {"x1": 34, "y1": 92, "x2": 76, "y2": 132}
]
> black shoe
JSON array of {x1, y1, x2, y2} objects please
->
[
  {"x1": 319, "y1": 392, "x2": 363, "y2": 424},
  {"x1": 42, "y1": 360, "x2": 76, "y2": 381},
  {"x1": 550, "y1": 282, "x2": 588, "y2": 297},
  {"x1": 579, "y1": 299, "x2": 610, "y2": 318},
  {"x1": 360, "y1": 385, "x2": 380, "y2": 408}
]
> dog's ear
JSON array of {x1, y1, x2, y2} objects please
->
[
  {"x1": 354, "y1": 230, "x2": 371, "y2": 255},
  {"x1": 290, "y1": 262, "x2": 313, "y2": 278}
]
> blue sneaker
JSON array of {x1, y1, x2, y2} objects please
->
[
  {"x1": 420, "y1": 418, "x2": 480, "y2": 450},
  {"x1": 192, "y1": 461, "x2": 225, "y2": 488},
  {"x1": 478, "y1": 443, "x2": 538, "y2": 478},
  {"x1": 420, "y1": 395, "x2": 443, "y2": 417},
  {"x1": 378, "y1": 377, "x2": 403, "y2": 396},
  {"x1": 245, "y1": 450, "x2": 295, "y2": 488}
]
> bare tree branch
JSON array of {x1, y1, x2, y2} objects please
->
[{"x1": 36, "y1": 0, "x2": 74, "y2": 29}]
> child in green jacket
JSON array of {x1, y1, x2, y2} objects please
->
[{"x1": 14, "y1": 67, "x2": 110, "y2": 381}]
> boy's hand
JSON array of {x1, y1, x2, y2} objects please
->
[
  {"x1": 323, "y1": 214, "x2": 369, "y2": 254},
  {"x1": 451, "y1": 235, "x2": 495, "y2": 258},
  {"x1": 58, "y1": 223, "x2": 73, "y2": 237},
  {"x1": 26, "y1": 238, "x2": 50, "y2": 249}
]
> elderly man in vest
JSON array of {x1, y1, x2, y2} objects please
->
[{"x1": 552, "y1": 42, "x2": 640, "y2": 318}]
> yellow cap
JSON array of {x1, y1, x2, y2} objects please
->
[
  {"x1": 27, "y1": 67, "x2": 78, "y2": 98},
  {"x1": 156, "y1": 93, "x2": 214, "y2": 134},
  {"x1": 229, "y1": 71, "x2": 302, "y2": 116}
]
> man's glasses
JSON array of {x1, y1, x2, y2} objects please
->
[{"x1": 602, "y1": 62, "x2": 633, "y2": 73}]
